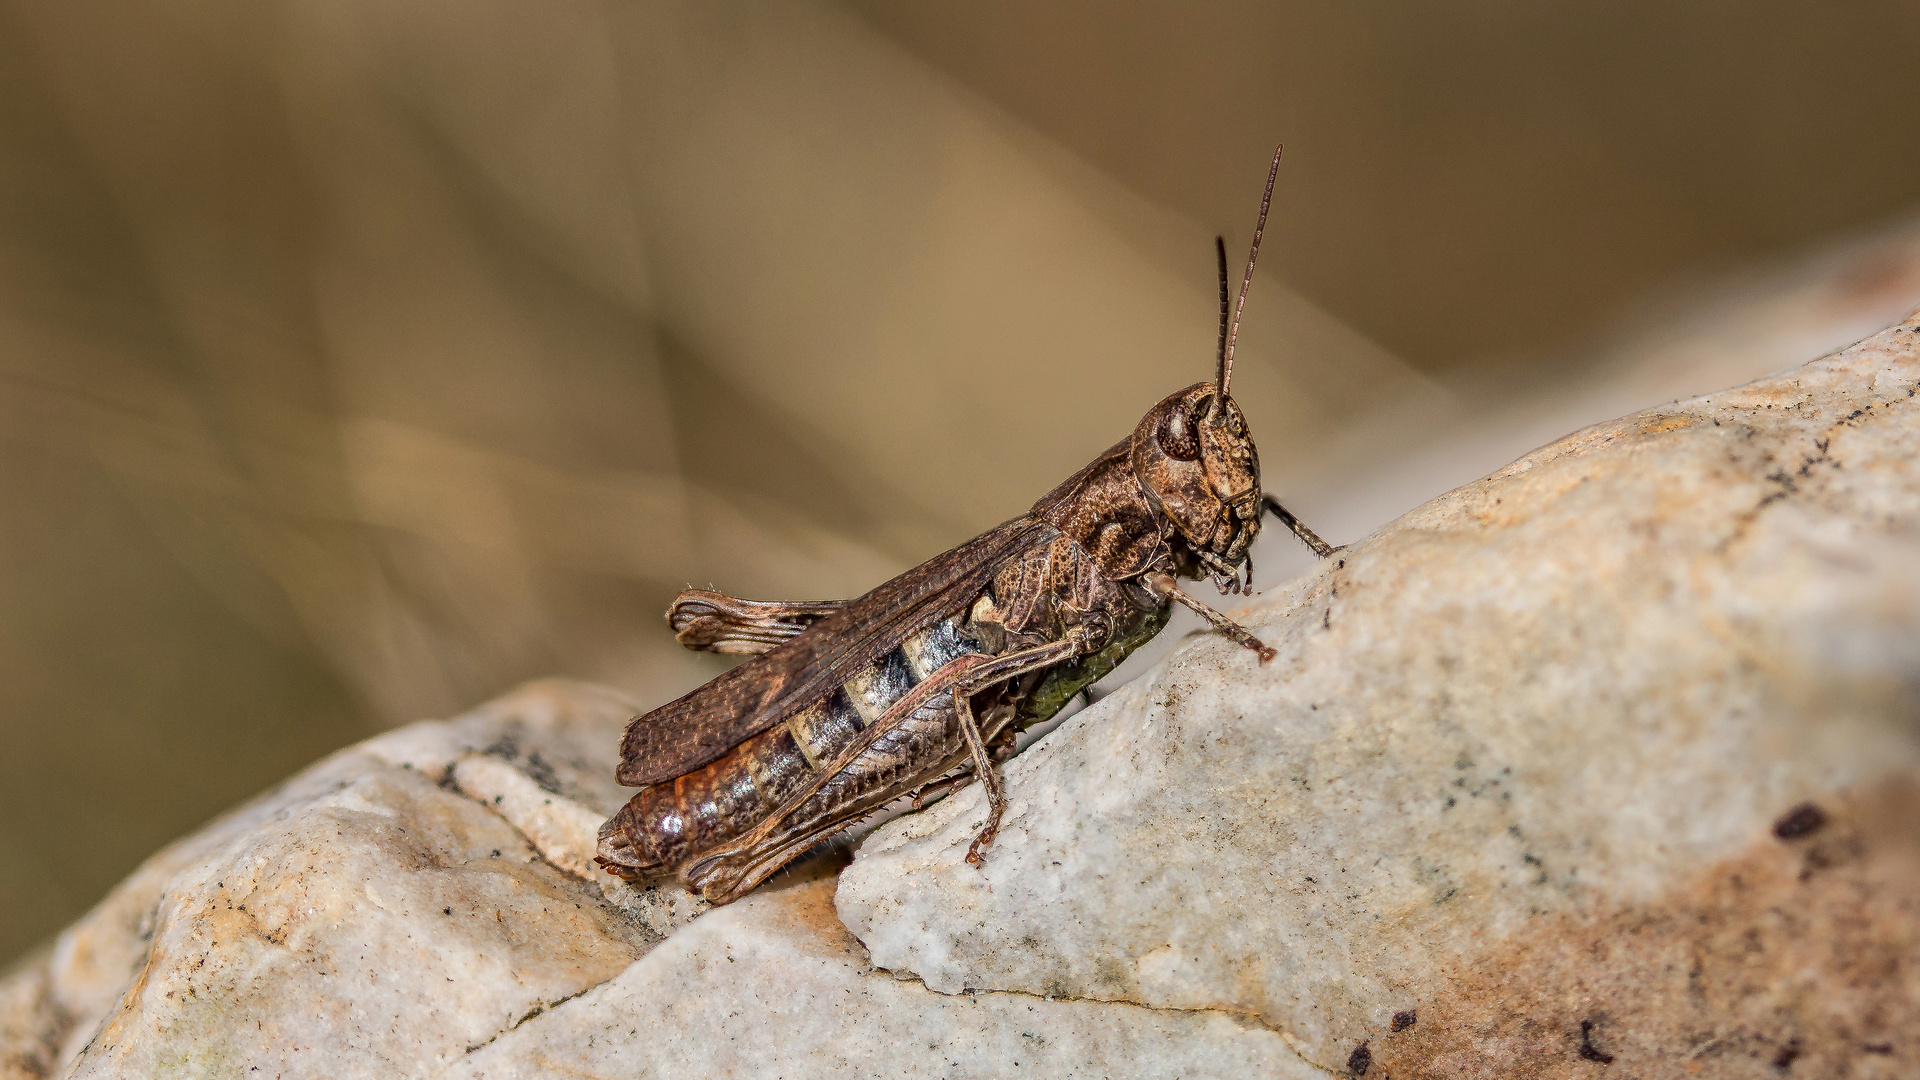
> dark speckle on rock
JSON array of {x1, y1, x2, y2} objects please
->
[
  {"x1": 1391, "y1": 1009, "x2": 1416, "y2": 1032},
  {"x1": 1578, "y1": 1019, "x2": 1614, "y2": 1064},
  {"x1": 1772, "y1": 802, "x2": 1828, "y2": 840},
  {"x1": 524, "y1": 752, "x2": 563, "y2": 795},
  {"x1": 1346, "y1": 1041, "x2": 1371, "y2": 1075}
]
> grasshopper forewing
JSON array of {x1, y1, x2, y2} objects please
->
[{"x1": 598, "y1": 146, "x2": 1338, "y2": 904}]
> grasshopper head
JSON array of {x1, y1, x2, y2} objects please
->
[
  {"x1": 1127, "y1": 146, "x2": 1287, "y2": 586},
  {"x1": 1130, "y1": 382, "x2": 1261, "y2": 578}
]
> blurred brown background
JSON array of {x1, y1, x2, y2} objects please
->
[{"x1": 5, "y1": 0, "x2": 1920, "y2": 967}]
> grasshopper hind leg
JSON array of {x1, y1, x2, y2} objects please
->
[
  {"x1": 908, "y1": 770, "x2": 973, "y2": 811},
  {"x1": 666, "y1": 589, "x2": 848, "y2": 655}
]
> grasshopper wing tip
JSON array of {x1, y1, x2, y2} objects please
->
[{"x1": 613, "y1": 721, "x2": 669, "y2": 788}]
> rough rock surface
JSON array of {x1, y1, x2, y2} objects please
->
[
  {"x1": 443, "y1": 877, "x2": 1312, "y2": 1080},
  {"x1": 1, "y1": 314, "x2": 1916, "y2": 1079},
  {"x1": 0, "y1": 681, "x2": 663, "y2": 1080},
  {"x1": 0, "y1": 680, "x2": 1326, "y2": 1079},
  {"x1": 838, "y1": 313, "x2": 1920, "y2": 1077}
]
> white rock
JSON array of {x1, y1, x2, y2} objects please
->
[
  {"x1": 0, "y1": 681, "x2": 658, "y2": 1079},
  {"x1": 0, "y1": 953, "x2": 57, "y2": 1080},
  {"x1": 62, "y1": 769, "x2": 646, "y2": 1079},
  {"x1": 5, "y1": 318, "x2": 1918, "y2": 1078},
  {"x1": 0, "y1": 675, "x2": 1317, "y2": 1080},
  {"x1": 837, "y1": 313, "x2": 1920, "y2": 1077},
  {"x1": 448, "y1": 753, "x2": 709, "y2": 937},
  {"x1": 440, "y1": 877, "x2": 1321, "y2": 1080}
]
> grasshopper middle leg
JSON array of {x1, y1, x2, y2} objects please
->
[
  {"x1": 906, "y1": 727, "x2": 1013, "y2": 810},
  {"x1": 951, "y1": 628, "x2": 1093, "y2": 865}
]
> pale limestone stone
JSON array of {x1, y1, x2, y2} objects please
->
[
  {"x1": 450, "y1": 754, "x2": 609, "y2": 881},
  {"x1": 0, "y1": 672, "x2": 1330, "y2": 1080},
  {"x1": 0, "y1": 680, "x2": 652, "y2": 1079},
  {"x1": 62, "y1": 766, "x2": 647, "y2": 1080},
  {"x1": 39, "y1": 750, "x2": 395, "y2": 1073},
  {"x1": 0, "y1": 952, "x2": 58, "y2": 1080},
  {"x1": 448, "y1": 753, "x2": 710, "y2": 937},
  {"x1": 360, "y1": 678, "x2": 646, "y2": 816},
  {"x1": 439, "y1": 877, "x2": 1322, "y2": 1080},
  {"x1": 837, "y1": 313, "x2": 1920, "y2": 1078},
  {"x1": 5, "y1": 314, "x2": 1918, "y2": 1078}
]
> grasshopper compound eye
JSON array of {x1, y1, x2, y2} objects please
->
[{"x1": 1159, "y1": 406, "x2": 1200, "y2": 460}]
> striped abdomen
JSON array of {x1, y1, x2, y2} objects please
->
[{"x1": 603, "y1": 615, "x2": 984, "y2": 874}]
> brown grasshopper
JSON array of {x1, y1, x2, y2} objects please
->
[{"x1": 597, "y1": 148, "x2": 1335, "y2": 904}]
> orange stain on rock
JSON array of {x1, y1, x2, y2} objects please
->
[{"x1": 1372, "y1": 780, "x2": 1919, "y2": 1079}]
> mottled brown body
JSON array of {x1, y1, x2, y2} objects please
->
[
  {"x1": 600, "y1": 509, "x2": 1173, "y2": 901},
  {"x1": 610, "y1": 615, "x2": 988, "y2": 875},
  {"x1": 598, "y1": 147, "x2": 1336, "y2": 904}
]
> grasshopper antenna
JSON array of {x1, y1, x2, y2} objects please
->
[
  {"x1": 1212, "y1": 143, "x2": 1282, "y2": 420},
  {"x1": 1215, "y1": 235, "x2": 1231, "y2": 376}
]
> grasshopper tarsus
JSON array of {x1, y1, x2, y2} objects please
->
[
  {"x1": 966, "y1": 831, "x2": 996, "y2": 867},
  {"x1": 964, "y1": 793, "x2": 1006, "y2": 866},
  {"x1": 601, "y1": 145, "x2": 1335, "y2": 903}
]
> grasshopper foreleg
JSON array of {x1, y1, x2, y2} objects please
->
[
  {"x1": 1144, "y1": 571, "x2": 1278, "y2": 663},
  {"x1": 1260, "y1": 493, "x2": 1337, "y2": 559}
]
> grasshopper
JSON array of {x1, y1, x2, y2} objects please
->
[{"x1": 597, "y1": 148, "x2": 1335, "y2": 904}]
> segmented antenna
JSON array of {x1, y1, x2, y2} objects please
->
[
  {"x1": 1212, "y1": 144, "x2": 1282, "y2": 419},
  {"x1": 1214, "y1": 235, "x2": 1230, "y2": 375}
]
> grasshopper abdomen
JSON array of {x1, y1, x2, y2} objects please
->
[{"x1": 600, "y1": 615, "x2": 988, "y2": 880}]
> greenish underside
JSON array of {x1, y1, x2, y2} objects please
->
[{"x1": 1017, "y1": 603, "x2": 1172, "y2": 733}]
